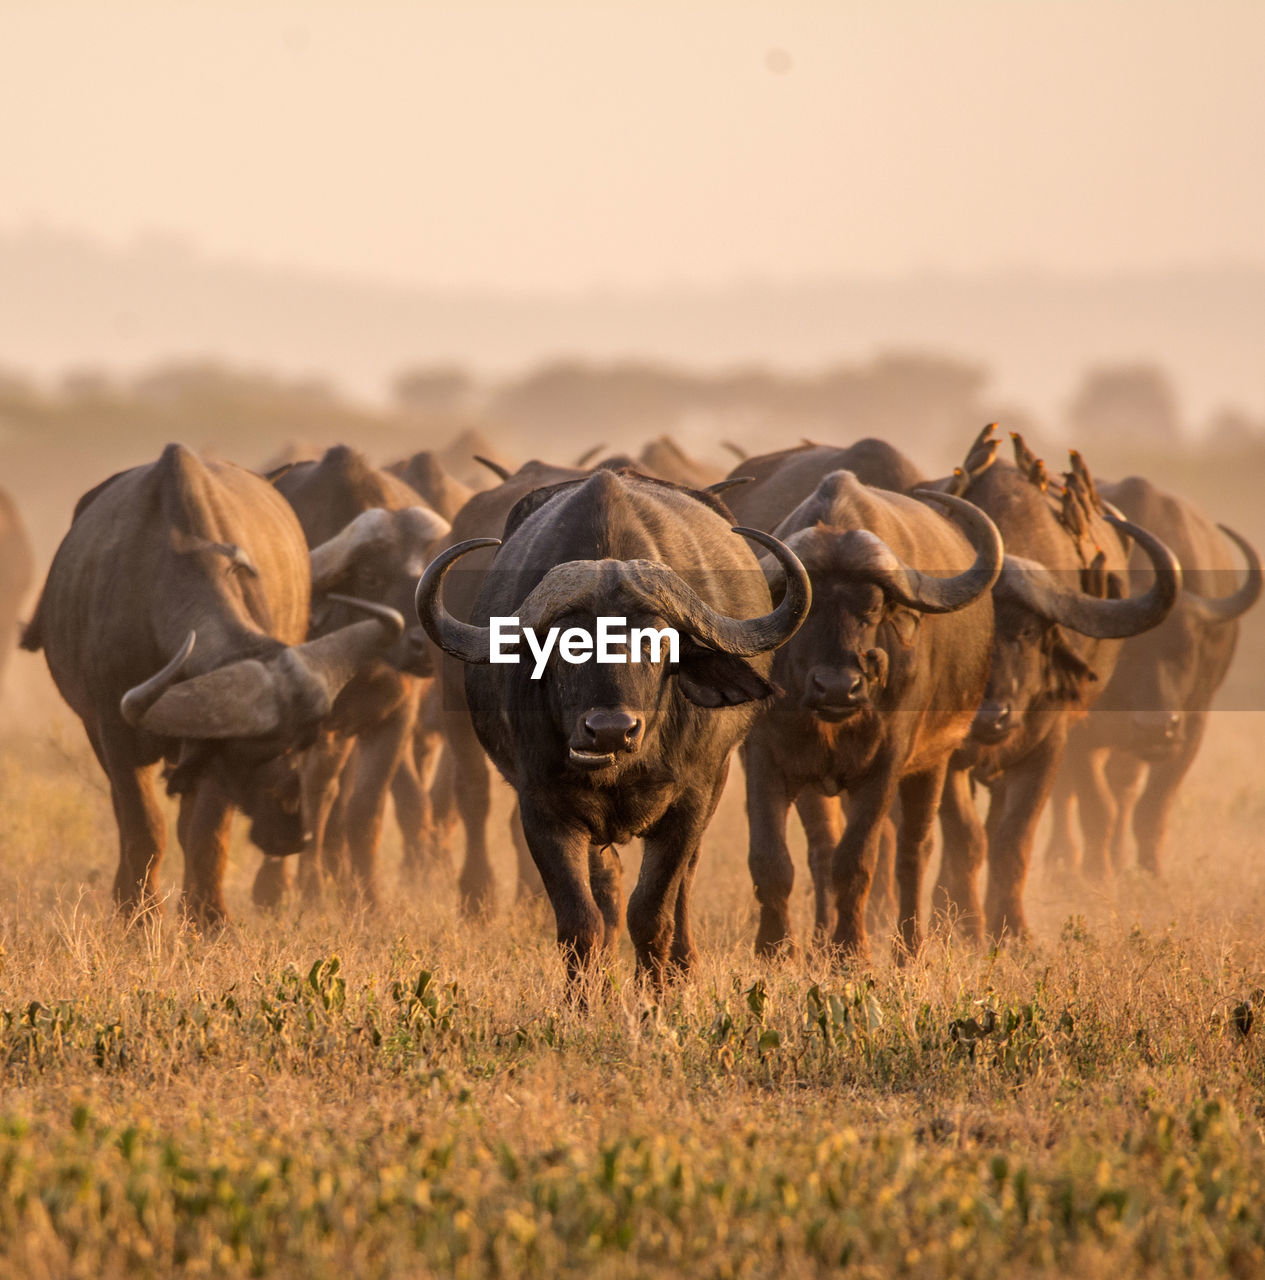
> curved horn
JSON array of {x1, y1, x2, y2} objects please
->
[
  {"x1": 1186, "y1": 525, "x2": 1263, "y2": 624},
  {"x1": 720, "y1": 440, "x2": 748, "y2": 460},
  {"x1": 998, "y1": 515, "x2": 1182, "y2": 638},
  {"x1": 310, "y1": 507, "x2": 450, "y2": 591},
  {"x1": 414, "y1": 537, "x2": 501, "y2": 663},
  {"x1": 309, "y1": 509, "x2": 392, "y2": 590},
  {"x1": 134, "y1": 604, "x2": 405, "y2": 741},
  {"x1": 517, "y1": 528, "x2": 811, "y2": 657},
  {"x1": 326, "y1": 594, "x2": 405, "y2": 636},
  {"x1": 473, "y1": 456, "x2": 510, "y2": 482},
  {"x1": 830, "y1": 491, "x2": 1001, "y2": 614},
  {"x1": 574, "y1": 444, "x2": 606, "y2": 467},
  {"x1": 120, "y1": 631, "x2": 197, "y2": 727},
  {"x1": 704, "y1": 476, "x2": 754, "y2": 497},
  {"x1": 401, "y1": 505, "x2": 452, "y2": 546},
  {"x1": 129, "y1": 657, "x2": 285, "y2": 739},
  {"x1": 288, "y1": 611, "x2": 406, "y2": 706}
]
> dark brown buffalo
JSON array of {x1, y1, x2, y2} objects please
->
[
  {"x1": 250, "y1": 446, "x2": 450, "y2": 908},
  {"x1": 1047, "y1": 477, "x2": 1261, "y2": 877},
  {"x1": 933, "y1": 430, "x2": 1181, "y2": 942},
  {"x1": 0, "y1": 487, "x2": 33, "y2": 696},
  {"x1": 22, "y1": 444, "x2": 402, "y2": 922},
  {"x1": 744, "y1": 471, "x2": 1001, "y2": 960},
  {"x1": 419, "y1": 453, "x2": 765, "y2": 912},
  {"x1": 418, "y1": 468, "x2": 811, "y2": 986},
  {"x1": 723, "y1": 439, "x2": 926, "y2": 530},
  {"x1": 386, "y1": 450, "x2": 475, "y2": 523}
]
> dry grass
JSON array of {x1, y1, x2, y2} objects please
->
[{"x1": 2, "y1": 670, "x2": 1265, "y2": 1278}]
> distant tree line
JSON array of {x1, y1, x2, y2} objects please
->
[{"x1": 1, "y1": 353, "x2": 1262, "y2": 475}]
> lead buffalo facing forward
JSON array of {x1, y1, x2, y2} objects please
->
[{"x1": 417, "y1": 469, "x2": 810, "y2": 987}]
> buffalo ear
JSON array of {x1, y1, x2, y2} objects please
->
[
  {"x1": 675, "y1": 650, "x2": 774, "y2": 707},
  {"x1": 884, "y1": 607, "x2": 920, "y2": 648}
]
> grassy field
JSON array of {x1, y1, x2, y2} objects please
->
[{"x1": 2, "y1": 670, "x2": 1265, "y2": 1278}]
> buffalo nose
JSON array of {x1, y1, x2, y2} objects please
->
[
  {"x1": 810, "y1": 669, "x2": 866, "y2": 700},
  {"x1": 581, "y1": 709, "x2": 643, "y2": 753},
  {"x1": 978, "y1": 701, "x2": 1011, "y2": 733}
]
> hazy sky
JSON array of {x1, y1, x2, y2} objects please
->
[{"x1": 2, "y1": 1, "x2": 1263, "y2": 293}]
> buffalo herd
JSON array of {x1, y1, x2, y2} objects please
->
[{"x1": 15, "y1": 425, "x2": 1263, "y2": 989}]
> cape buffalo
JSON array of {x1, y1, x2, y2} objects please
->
[
  {"x1": 743, "y1": 470, "x2": 1002, "y2": 961},
  {"x1": 417, "y1": 468, "x2": 811, "y2": 986},
  {"x1": 0, "y1": 487, "x2": 33, "y2": 698},
  {"x1": 722, "y1": 439, "x2": 927, "y2": 530},
  {"x1": 22, "y1": 444, "x2": 403, "y2": 923},
  {"x1": 933, "y1": 430, "x2": 1182, "y2": 942},
  {"x1": 386, "y1": 450, "x2": 475, "y2": 523},
  {"x1": 421, "y1": 455, "x2": 754, "y2": 912},
  {"x1": 250, "y1": 446, "x2": 450, "y2": 909},
  {"x1": 1046, "y1": 476, "x2": 1261, "y2": 877},
  {"x1": 720, "y1": 437, "x2": 927, "y2": 924}
]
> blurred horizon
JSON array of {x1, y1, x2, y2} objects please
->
[
  {"x1": 4, "y1": 223, "x2": 1265, "y2": 429},
  {"x1": 5, "y1": 1, "x2": 1265, "y2": 426}
]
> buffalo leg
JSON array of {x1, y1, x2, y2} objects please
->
[
  {"x1": 391, "y1": 750, "x2": 430, "y2": 883},
  {"x1": 588, "y1": 844, "x2": 623, "y2": 954},
  {"x1": 869, "y1": 810, "x2": 898, "y2": 936},
  {"x1": 831, "y1": 761, "x2": 900, "y2": 960},
  {"x1": 1133, "y1": 713, "x2": 1206, "y2": 875},
  {"x1": 934, "y1": 766, "x2": 986, "y2": 944},
  {"x1": 666, "y1": 772, "x2": 726, "y2": 975},
  {"x1": 629, "y1": 785, "x2": 717, "y2": 988},
  {"x1": 795, "y1": 789, "x2": 843, "y2": 943},
  {"x1": 428, "y1": 736, "x2": 457, "y2": 850},
  {"x1": 448, "y1": 716, "x2": 497, "y2": 914},
  {"x1": 178, "y1": 778, "x2": 234, "y2": 925},
  {"x1": 668, "y1": 845, "x2": 703, "y2": 974},
  {"x1": 1044, "y1": 765, "x2": 1082, "y2": 875},
  {"x1": 344, "y1": 701, "x2": 414, "y2": 908},
  {"x1": 894, "y1": 759, "x2": 949, "y2": 959},
  {"x1": 984, "y1": 725, "x2": 1066, "y2": 941},
  {"x1": 413, "y1": 718, "x2": 454, "y2": 873},
  {"x1": 1069, "y1": 745, "x2": 1116, "y2": 880},
  {"x1": 106, "y1": 759, "x2": 167, "y2": 917},
  {"x1": 744, "y1": 737, "x2": 799, "y2": 957},
  {"x1": 1105, "y1": 752, "x2": 1146, "y2": 869},
  {"x1": 518, "y1": 801, "x2": 603, "y2": 983}
]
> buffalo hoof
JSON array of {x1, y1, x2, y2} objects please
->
[
  {"x1": 181, "y1": 898, "x2": 230, "y2": 934},
  {"x1": 754, "y1": 933, "x2": 800, "y2": 965},
  {"x1": 825, "y1": 933, "x2": 872, "y2": 971}
]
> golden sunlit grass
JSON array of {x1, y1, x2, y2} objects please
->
[{"x1": 3, "y1": 683, "x2": 1265, "y2": 1277}]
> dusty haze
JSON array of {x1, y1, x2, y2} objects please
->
[{"x1": 2, "y1": 1, "x2": 1264, "y2": 422}]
